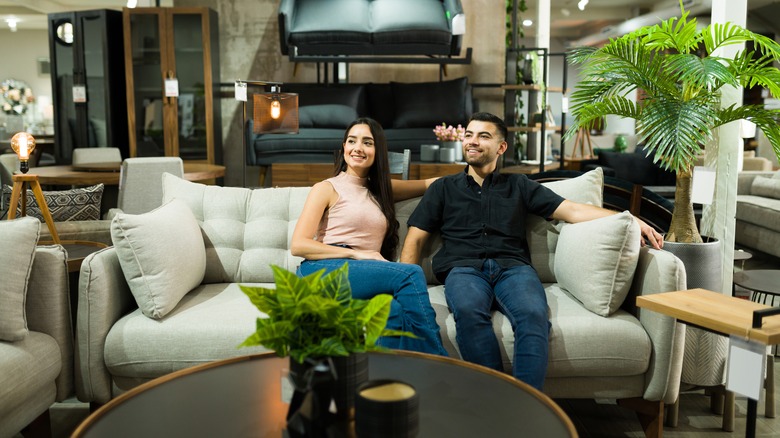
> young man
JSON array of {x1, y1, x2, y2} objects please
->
[{"x1": 400, "y1": 112, "x2": 663, "y2": 390}]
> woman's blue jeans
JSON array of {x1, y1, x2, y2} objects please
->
[
  {"x1": 297, "y1": 259, "x2": 447, "y2": 356},
  {"x1": 444, "y1": 260, "x2": 550, "y2": 390}
]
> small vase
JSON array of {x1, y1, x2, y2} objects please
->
[
  {"x1": 440, "y1": 141, "x2": 463, "y2": 162},
  {"x1": 286, "y1": 354, "x2": 369, "y2": 437}
]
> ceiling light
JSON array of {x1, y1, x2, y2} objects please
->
[
  {"x1": 522, "y1": 19, "x2": 533, "y2": 27},
  {"x1": 127, "y1": 0, "x2": 138, "y2": 8},
  {"x1": 6, "y1": 17, "x2": 19, "y2": 32},
  {"x1": 578, "y1": 0, "x2": 589, "y2": 11}
]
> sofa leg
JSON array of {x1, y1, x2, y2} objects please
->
[
  {"x1": 258, "y1": 165, "x2": 269, "y2": 187},
  {"x1": 23, "y1": 408, "x2": 51, "y2": 438},
  {"x1": 90, "y1": 401, "x2": 105, "y2": 413},
  {"x1": 665, "y1": 398, "x2": 679, "y2": 427},
  {"x1": 722, "y1": 390, "x2": 736, "y2": 432},
  {"x1": 617, "y1": 397, "x2": 664, "y2": 438},
  {"x1": 766, "y1": 354, "x2": 776, "y2": 418}
]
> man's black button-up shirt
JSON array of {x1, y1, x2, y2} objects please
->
[{"x1": 408, "y1": 167, "x2": 564, "y2": 282}]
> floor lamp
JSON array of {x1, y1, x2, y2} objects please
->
[
  {"x1": 236, "y1": 80, "x2": 299, "y2": 187},
  {"x1": 6, "y1": 132, "x2": 61, "y2": 244}
]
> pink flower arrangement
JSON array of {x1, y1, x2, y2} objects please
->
[
  {"x1": 433, "y1": 122, "x2": 465, "y2": 142},
  {"x1": 1, "y1": 79, "x2": 34, "y2": 115}
]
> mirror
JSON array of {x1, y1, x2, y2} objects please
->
[{"x1": 56, "y1": 21, "x2": 74, "y2": 45}]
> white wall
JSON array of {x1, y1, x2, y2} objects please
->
[{"x1": 0, "y1": 29, "x2": 52, "y2": 130}]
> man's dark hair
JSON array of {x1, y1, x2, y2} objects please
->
[{"x1": 468, "y1": 112, "x2": 508, "y2": 141}]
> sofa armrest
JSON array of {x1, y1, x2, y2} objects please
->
[
  {"x1": 26, "y1": 245, "x2": 73, "y2": 402},
  {"x1": 75, "y1": 247, "x2": 137, "y2": 404},
  {"x1": 278, "y1": 0, "x2": 296, "y2": 55},
  {"x1": 626, "y1": 247, "x2": 687, "y2": 404}
]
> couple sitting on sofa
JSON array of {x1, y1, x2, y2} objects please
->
[{"x1": 293, "y1": 112, "x2": 664, "y2": 390}]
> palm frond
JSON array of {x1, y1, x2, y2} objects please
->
[{"x1": 666, "y1": 54, "x2": 737, "y2": 92}]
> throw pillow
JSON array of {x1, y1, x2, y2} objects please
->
[
  {"x1": 2, "y1": 183, "x2": 104, "y2": 222},
  {"x1": 298, "y1": 104, "x2": 358, "y2": 129},
  {"x1": 751, "y1": 176, "x2": 780, "y2": 199},
  {"x1": 111, "y1": 199, "x2": 206, "y2": 319},
  {"x1": 0, "y1": 216, "x2": 40, "y2": 341},
  {"x1": 526, "y1": 168, "x2": 604, "y2": 283},
  {"x1": 554, "y1": 211, "x2": 640, "y2": 316},
  {"x1": 391, "y1": 77, "x2": 469, "y2": 129}
]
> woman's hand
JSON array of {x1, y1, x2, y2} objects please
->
[{"x1": 352, "y1": 250, "x2": 387, "y2": 261}]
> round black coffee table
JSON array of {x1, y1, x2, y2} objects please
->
[
  {"x1": 733, "y1": 269, "x2": 780, "y2": 305},
  {"x1": 72, "y1": 351, "x2": 577, "y2": 437}
]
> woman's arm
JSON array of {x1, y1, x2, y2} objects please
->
[
  {"x1": 290, "y1": 181, "x2": 386, "y2": 260},
  {"x1": 391, "y1": 177, "x2": 438, "y2": 202}
]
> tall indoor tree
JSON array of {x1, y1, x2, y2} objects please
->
[{"x1": 565, "y1": 1, "x2": 780, "y2": 243}]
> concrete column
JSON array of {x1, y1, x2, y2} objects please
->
[{"x1": 701, "y1": 0, "x2": 746, "y2": 295}]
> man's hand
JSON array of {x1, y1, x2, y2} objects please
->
[{"x1": 636, "y1": 217, "x2": 664, "y2": 249}]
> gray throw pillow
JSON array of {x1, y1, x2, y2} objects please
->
[{"x1": 0, "y1": 217, "x2": 40, "y2": 341}]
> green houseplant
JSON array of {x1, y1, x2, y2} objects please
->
[
  {"x1": 239, "y1": 263, "x2": 413, "y2": 436},
  {"x1": 565, "y1": 0, "x2": 780, "y2": 243}
]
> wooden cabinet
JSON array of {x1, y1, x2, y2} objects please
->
[
  {"x1": 123, "y1": 7, "x2": 221, "y2": 164},
  {"x1": 48, "y1": 9, "x2": 128, "y2": 163}
]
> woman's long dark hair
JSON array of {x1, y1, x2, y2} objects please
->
[{"x1": 334, "y1": 118, "x2": 399, "y2": 260}]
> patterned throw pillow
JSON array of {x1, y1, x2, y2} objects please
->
[{"x1": 1, "y1": 183, "x2": 104, "y2": 222}]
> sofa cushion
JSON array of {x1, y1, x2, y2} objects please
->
[
  {"x1": 736, "y1": 195, "x2": 780, "y2": 233},
  {"x1": 391, "y1": 77, "x2": 469, "y2": 129},
  {"x1": 554, "y1": 211, "x2": 640, "y2": 316},
  {"x1": 2, "y1": 183, "x2": 103, "y2": 222},
  {"x1": 287, "y1": 0, "x2": 371, "y2": 46},
  {"x1": 111, "y1": 199, "x2": 206, "y2": 319},
  {"x1": 104, "y1": 283, "x2": 270, "y2": 382},
  {"x1": 298, "y1": 104, "x2": 357, "y2": 129},
  {"x1": 0, "y1": 216, "x2": 39, "y2": 341},
  {"x1": 751, "y1": 175, "x2": 780, "y2": 199},
  {"x1": 527, "y1": 168, "x2": 604, "y2": 283},
  {"x1": 162, "y1": 174, "x2": 310, "y2": 283},
  {"x1": 370, "y1": 0, "x2": 451, "y2": 46},
  {"x1": 298, "y1": 85, "x2": 365, "y2": 115}
]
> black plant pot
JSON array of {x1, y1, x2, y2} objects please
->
[{"x1": 286, "y1": 354, "x2": 369, "y2": 437}]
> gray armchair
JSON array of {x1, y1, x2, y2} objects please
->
[{"x1": 0, "y1": 217, "x2": 73, "y2": 437}]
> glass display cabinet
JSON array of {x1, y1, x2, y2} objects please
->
[
  {"x1": 123, "y1": 7, "x2": 222, "y2": 164},
  {"x1": 48, "y1": 9, "x2": 128, "y2": 163}
]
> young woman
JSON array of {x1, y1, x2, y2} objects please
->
[{"x1": 291, "y1": 117, "x2": 447, "y2": 355}]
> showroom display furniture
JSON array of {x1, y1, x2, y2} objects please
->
[
  {"x1": 76, "y1": 169, "x2": 686, "y2": 436},
  {"x1": 0, "y1": 217, "x2": 73, "y2": 437},
  {"x1": 278, "y1": 0, "x2": 465, "y2": 58},
  {"x1": 123, "y1": 6, "x2": 222, "y2": 164},
  {"x1": 246, "y1": 77, "x2": 474, "y2": 185},
  {"x1": 48, "y1": 9, "x2": 128, "y2": 164},
  {"x1": 736, "y1": 171, "x2": 780, "y2": 259}
]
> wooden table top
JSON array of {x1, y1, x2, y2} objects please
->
[
  {"x1": 636, "y1": 288, "x2": 780, "y2": 345},
  {"x1": 29, "y1": 162, "x2": 225, "y2": 186}
]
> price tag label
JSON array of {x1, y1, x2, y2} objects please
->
[
  {"x1": 726, "y1": 335, "x2": 766, "y2": 400},
  {"x1": 72, "y1": 85, "x2": 87, "y2": 103},
  {"x1": 235, "y1": 81, "x2": 247, "y2": 102},
  {"x1": 692, "y1": 166, "x2": 716, "y2": 205},
  {"x1": 164, "y1": 78, "x2": 179, "y2": 97}
]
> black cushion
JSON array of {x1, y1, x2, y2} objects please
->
[
  {"x1": 298, "y1": 104, "x2": 357, "y2": 129},
  {"x1": 391, "y1": 77, "x2": 468, "y2": 129},
  {"x1": 288, "y1": 0, "x2": 371, "y2": 45},
  {"x1": 370, "y1": 0, "x2": 451, "y2": 46}
]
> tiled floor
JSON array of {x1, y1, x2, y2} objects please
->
[{"x1": 20, "y1": 248, "x2": 780, "y2": 437}]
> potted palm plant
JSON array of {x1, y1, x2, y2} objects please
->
[
  {"x1": 239, "y1": 263, "x2": 413, "y2": 436},
  {"x1": 565, "y1": 0, "x2": 780, "y2": 244}
]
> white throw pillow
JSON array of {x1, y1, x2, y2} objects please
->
[
  {"x1": 554, "y1": 211, "x2": 640, "y2": 317},
  {"x1": 111, "y1": 199, "x2": 206, "y2": 319},
  {"x1": 0, "y1": 216, "x2": 40, "y2": 341},
  {"x1": 527, "y1": 168, "x2": 604, "y2": 283}
]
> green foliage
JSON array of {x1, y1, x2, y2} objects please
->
[
  {"x1": 239, "y1": 263, "x2": 414, "y2": 364},
  {"x1": 565, "y1": 1, "x2": 780, "y2": 242}
]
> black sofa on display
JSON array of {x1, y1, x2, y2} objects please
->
[
  {"x1": 581, "y1": 146, "x2": 677, "y2": 194},
  {"x1": 278, "y1": 0, "x2": 465, "y2": 58},
  {"x1": 245, "y1": 77, "x2": 474, "y2": 184}
]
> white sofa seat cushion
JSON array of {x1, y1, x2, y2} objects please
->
[
  {"x1": 428, "y1": 284, "x2": 651, "y2": 378},
  {"x1": 111, "y1": 199, "x2": 206, "y2": 319},
  {"x1": 104, "y1": 283, "x2": 270, "y2": 381},
  {"x1": 162, "y1": 174, "x2": 310, "y2": 284},
  {"x1": 736, "y1": 195, "x2": 780, "y2": 233},
  {"x1": 0, "y1": 216, "x2": 40, "y2": 341}
]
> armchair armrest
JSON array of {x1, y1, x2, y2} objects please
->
[
  {"x1": 27, "y1": 245, "x2": 73, "y2": 402},
  {"x1": 278, "y1": 0, "x2": 296, "y2": 55},
  {"x1": 626, "y1": 247, "x2": 687, "y2": 404},
  {"x1": 75, "y1": 247, "x2": 137, "y2": 403}
]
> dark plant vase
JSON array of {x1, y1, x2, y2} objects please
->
[{"x1": 286, "y1": 354, "x2": 369, "y2": 437}]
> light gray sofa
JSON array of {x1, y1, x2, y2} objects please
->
[
  {"x1": 0, "y1": 217, "x2": 73, "y2": 437},
  {"x1": 736, "y1": 170, "x2": 780, "y2": 258},
  {"x1": 76, "y1": 169, "x2": 686, "y2": 435}
]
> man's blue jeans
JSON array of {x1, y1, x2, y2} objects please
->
[
  {"x1": 298, "y1": 259, "x2": 447, "y2": 356},
  {"x1": 445, "y1": 260, "x2": 549, "y2": 390}
]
